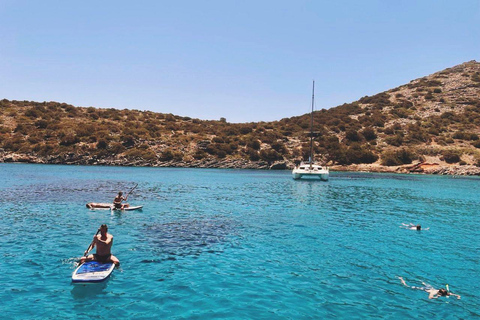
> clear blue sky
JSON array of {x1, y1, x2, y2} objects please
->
[{"x1": 1, "y1": 1, "x2": 479, "y2": 123}]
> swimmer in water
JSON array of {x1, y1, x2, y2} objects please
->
[
  {"x1": 398, "y1": 277, "x2": 460, "y2": 299},
  {"x1": 400, "y1": 223, "x2": 429, "y2": 231}
]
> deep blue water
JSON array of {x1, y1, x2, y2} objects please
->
[{"x1": 0, "y1": 163, "x2": 478, "y2": 319}]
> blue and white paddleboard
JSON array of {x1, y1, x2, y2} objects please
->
[{"x1": 72, "y1": 261, "x2": 115, "y2": 283}]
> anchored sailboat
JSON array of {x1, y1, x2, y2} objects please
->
[{"x1": 292, "y1": 81, "x2": 329, "y2": 181}]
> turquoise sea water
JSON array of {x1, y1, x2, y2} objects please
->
[{"x1": 0, "y1": 163, "x2": 478, "y2": 319}]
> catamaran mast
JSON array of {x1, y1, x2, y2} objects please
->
[{"x1": 309, "y1": 81, "x2": 315, "y2": 168}]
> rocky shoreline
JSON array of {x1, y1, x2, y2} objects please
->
[
  {"x1": 0, "y1": 152, "x2": 273, "y2": 169},
  {"x1": 329, "y1": 162, "x2": 480, "y2": 176},
  {"x1": 2, "y1": 151, "x2": 480, "y2": 176}
]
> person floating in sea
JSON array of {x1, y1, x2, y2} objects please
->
[
  {"x1": 113, "y1": 191, "x2": 129, "y2": 210},
  {"x1": 398, "y1": 277, "x2": 460, "y2": 299},
  {"x1": 400, "y1": 223, "x2": 429, "y2": 231},
  {"x1": 80, "y1": 224, "x2": 120, "y2": 266}
]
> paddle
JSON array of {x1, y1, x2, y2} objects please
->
[
  {"x1": 83, "y1": 228, "x2": 100, "y2": 257},
  {"x1": 125, "y1": 183, "x2": 138, "y2": 200},
  {"x1": 122, "y1": 183, "x2": 138, "y2": 210}
]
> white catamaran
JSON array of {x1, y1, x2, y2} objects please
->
[{"x1": 292, "y1": 81, "x2": 329, "y2": 181}]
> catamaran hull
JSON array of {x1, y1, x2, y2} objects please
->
[
  {"x1": 292, "y1": 163, "x2": 329, "y2": 181},
  {"x1": 292, "y1": 172, "x2": 329, "y2": 181}
]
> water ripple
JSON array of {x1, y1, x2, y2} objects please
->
[{"x1": 0, "y1": 164, "x2": 478, "y2": 319}]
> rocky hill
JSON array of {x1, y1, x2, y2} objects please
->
[{"x1": 1, "y1": 60, "x2": 480, "y2": 175}]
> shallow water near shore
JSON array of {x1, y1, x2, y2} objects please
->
[{"x1": 0, "y1": 163, "x2": 479, "y2": 319}]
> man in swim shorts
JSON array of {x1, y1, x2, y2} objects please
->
[
  {"x1": 113, "y1": 191, "x2": 129, "y2": 210},
  {"x1": 398, "y1": 277, "x2": 460, "y2": 299},
  {"x1": 80, "y1": 224, "x2": 120, "y2": 266}
]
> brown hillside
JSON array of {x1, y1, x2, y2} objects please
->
[{"x1": 1, "y1": 60, "x2": 480, "y2": 175}]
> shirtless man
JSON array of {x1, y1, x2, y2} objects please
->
[
  {"x1": 398, "y1": 277, "x2": 460, "y2": 299},
  {"x1": 113, "y1": 191, "x2": 129, "y2": 210},
  {"x1": 80, "y1": 224, "x2": 120, "y2": 266}
]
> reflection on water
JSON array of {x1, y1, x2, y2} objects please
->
[{"x1": 70, "y1": 281, "x2": 109, "y2": 299}]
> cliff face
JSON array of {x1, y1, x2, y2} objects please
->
[{"x1": 1, "y1": 61, "x2": 480, "y2": 175}]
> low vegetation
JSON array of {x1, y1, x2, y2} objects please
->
[{"x1": 1, "y1": 61, "x2": 480, "y2": 168}]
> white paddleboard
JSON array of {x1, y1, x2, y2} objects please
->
[
  {"x1": 114, "y1": 205, "x2": 143, "y2": 211},
  {"x1": 72, "y1": 261, "x2": 115, "y2": 283}
]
